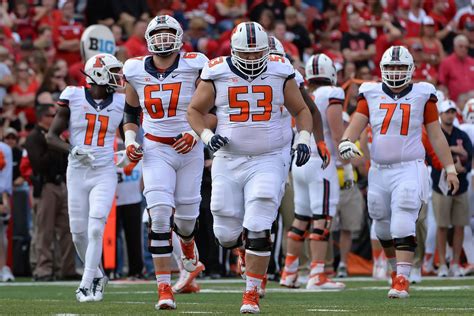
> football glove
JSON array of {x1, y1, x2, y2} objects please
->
[
  {"x1": 317, "y1": 141, "x2": 331, "y2": 169},
  {"x1": 292, "y1": 130, "x2": 311, "y2": 167},
  {"x1": 338, "y1": 138, "x2": 361, "y2": 160},
  {"x1": 70, "y1": 146, "x2": 96, "y2": 165},
  {"x1": 172, "y1": 130, "x2": 199, "y2": 154},
  {"x1": 201, "y1": 129, "x2": 229, "y2": 152},
  {"x1": 125, "y1": 130, "x2": 143, "y2": 162},
  {"x1": 342, "y1": 163, "x2": 355, "y2": 189}
]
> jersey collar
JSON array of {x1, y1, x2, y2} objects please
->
[
  {"x1": 85, "y1": 89, "x2": 113, "y2": 111},
  {"x1": 382, "y1": 83, "x2": 413, "y2": 101},
  {"x1": 226, "y1": 57, "x2": 266, "y2": 82},
  {"x1": 145, "y1": 55, "x2": 180, "y2": 81}
]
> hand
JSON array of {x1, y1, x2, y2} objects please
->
[
  {"x1": 126, "y1": 143, "x2": 143, "y2": 163},
  {"x1": 123, "y1": 161, "x2": 138, "y2": 176},
  {"x1": 338, "y1": 139, "x2": 361, "y2": 160},
  {"x1": 172, "y1": 130, "x2": 199, "y2": 154},
  {"x1": 317, "y1": 141, "x2": 331, "y2": 169},
  {"x1": 453, "y1": 156, "x2": 466, "y2": 174},
  {"x1": 292, "y1": 144, "x2": 311, "y2": 167},
  {"x1": 70, "y1": 146, "x2": 96, "y2": 165},
  {"x1": 208, "y1": 134, "x2": 229, "y2": 151},
  {"x1": 342, "y1": 163, "x2": 355, "y2": 189},
  {"x1": 446, "y1": 172, "x2": 459, "y2": 194}
]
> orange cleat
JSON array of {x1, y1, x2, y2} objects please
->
[
  {"x1": 388, "y1": 274, "x2": 409, "y2": 299},
  {"x1": 240, "y1": 287, "x2": 260, "y2": 314},
  {"x1": 155, "y1": 283, "x2": 176, "y2": 310}
]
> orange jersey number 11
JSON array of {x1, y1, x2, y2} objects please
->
[
  {"x1": 379, "y1": 103, "x2": 411, "y2": 136},
  {"x1": 84, "y1": 113, "x2": 109, "y2": 146}
]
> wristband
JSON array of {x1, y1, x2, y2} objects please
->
[
  {"x1": 200, "y1": 128, "x2": 214, "y2": 144},
  {"x1": 124, "y1": 130, "x2": 137, "y2": 147},
  {"x1": 445, "y1": 164, "x2": 457, "y2": 175},
  {"x1": 298, "y1": 130, "x2": 311, "y2": 146}
]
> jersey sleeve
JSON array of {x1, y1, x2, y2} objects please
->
[
  {"x1": 182, "y1": 52, "x2": 209, "y2": 71},
  {"x1": 200, "y1": 56, "x2": 227, "y2": 81},
  {"x1": 355, "y1": 82, "x2": 376, "y2": 117},
  {"x1": 266, "y1": 56, "x2": 295, "y2": 79},
  {"x1": 328, "y1": 87, "x2": 345, "y2": 105},
  {"x1": 418, "y1": 82, "x2": 439, "y2": 124},
  {"x1": 123, "y1": 58, "x2": 143, "y2": 85},
  {"x1": 57, "y1": 86, "x2": 76, "y2": 107},
  {"x1": 294, "y1": 69, "x2": 304, "y2": 88}
]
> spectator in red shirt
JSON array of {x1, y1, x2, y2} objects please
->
[
  {"x1": 36, "y1": 0, "x2": 62, "y2": 29},
  {"x1": 319, "y1": 30, "x2": 344, "y2": 67},
  {"x1": 454, "y1": 2, "x2": 474, "y2": 31},
  {"x1": 420, "y1": 16, "x2": 445, "y2": 69},
  {"x1": 182, "y1": 17, "x2": 219, "y2": 59},
  {"x1": 273, "y1": 21, "x2": 300, "y2": 62},
  {"x1": 439, "y1": 34, "x2": 474, "y2": 103},
  {"x1": 214, "y1": 0, "x2": 246, "y2": 32},
  {"x1": 10, "y1": 0, "x2": 37, "y2": 41},
  {"x1": 410, "y1": 42, "x2": 437, "y2": 84},
  {"x1": 10, "y1": 61, "x2": 39, "y2": 127},
  {"x1": 123, "y1": 19, "x2": 148, "y2": 58},
  {"x1": 33, "y1": 25, "x2": 56, "y2": 66},
  {"x1": 52, "y1": 1, "x2": 83, "y2": 66},
  {"x1": 372, "y1": 18, "x2": 403, "y2": 77}
]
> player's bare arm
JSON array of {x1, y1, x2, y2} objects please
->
[
  {"x1": 283, "y1": 78, "x2": 312, "y2": 133},
  {"x1": 46, "y1": 106, "x2": 71, "y2": 153},
  {"x1": 425, "y1": 120, "x2": 460, "y2": 193},
  {"x1": 123, "y1": 82, "x2": 143, "y2": 162},
  {"x1": 339, "y1": 112, "x2": 368, "y2": 160}
]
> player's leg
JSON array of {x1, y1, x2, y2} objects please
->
[
  {"x1": 66, "y1": 166, "x2": 94, "y2": 302},
  {"x1": 174, "y1": 144, "x2": 204, "y2": 273},
  {"x1": 280, "y1": 159, "x2": 311, "y2": 288},
  {"x1": 83, "y1": 167, "x2": 117, "y2": 302},
  {"x1": 388, "y1": 161, "x2": 429, "y2": 299},
  {"x1": 240, "y1": 155, "x2": 285, "y2": 313},
  {"x1": 307, "y1": 166, "x2": 344, "y2": 290},
  {"x1": 142, "y1": 145, "x2": 177, "y2": 310},
  {"x1": 171, "y1": 232, "x2": 201, "y2": 293}
]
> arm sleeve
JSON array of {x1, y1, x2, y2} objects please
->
[
  {"x1": 355, "y1": 94, "x2": 369, "y2": 117},
  {"x1": 422, "y1": 128, "x2": 443, "y2": 170},
  {"x1": 328, "y1": 87, "x2": 345, "y2": 105},
  {"x1": 423, "y1": 100, "x2": 439, "y2": 124}
]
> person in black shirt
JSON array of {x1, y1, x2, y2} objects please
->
[
  {"x1": 23, "y1": 104, "x2": 76, "y2": 281},
  {"x1": 249, "y1": 0, "x2": 287, "y2": 22},
  {"x1": 341, "y1": 12, "x2": 375, "y2": 70},
  {"x1": 430, "y1": 100, "x2": 473, "y2": 277}
]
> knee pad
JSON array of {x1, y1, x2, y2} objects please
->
[
  {"x1": 394, "y1": 236, "x2": 417, "y2": 252},
  {"x1": 374, "y1": 219, "x2": 392, "y2": 241},
  {"x1": 287, "y1": 214, "x2": 311, "y2": 242},
  {"x1": 88, "y1": 217, "x2": 106, "y2": 241},
  {"x1": 174, "y1": 218, "x2": 198, "y2": 240},
  {"x1": 147, "y1": 205, "x2": 174, "y2": 256},
  {"x1": 309, "y1": 215, "x2": 332, "y2": 241},
  {"x1": 215, "y1": 232, "x2": 243, "y2": 249},
  {"x1": 378, "y1": 238, "x2": 394, "y2": 248},
  {"x1": 243, "y1": 228, "x2": 272, "y2": 256}
]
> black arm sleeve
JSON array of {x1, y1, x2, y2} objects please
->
[{"x1": 123, "y1": 102, "x2": 142, "y2": 126}]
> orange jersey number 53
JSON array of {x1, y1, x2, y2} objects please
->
[{"x1": 228, "y1": 85, "x2": 273, "y2": 122}]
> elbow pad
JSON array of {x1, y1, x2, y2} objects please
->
[{"x1": 123, "y1": 102, "x2": 142, "y2": 126}]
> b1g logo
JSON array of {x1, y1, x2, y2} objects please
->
[{"x1": 89, "y1": 37, "x2": 115, "y2": 54}]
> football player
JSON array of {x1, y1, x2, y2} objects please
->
[
  {"x1": 280, "y1": 54, "x2": 348, "y2": 290},
  {"x1": 187, "y1": 22, "x2": 313, "y2": 313},
  {"x1": 46, "y1": 53, "x2": 125, "y2": 302},
  {"x1": 339, "y1": 46, "x2": 459, "y2": 298},
  {"x1": 121, "y1": 15, "x2": 210, "y2": 310}
]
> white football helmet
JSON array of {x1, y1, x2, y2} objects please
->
[
  {"x1": 231, "y1": 22, "x2": 269, "y2": 77},
  {"x1": 145, "y1": 15, "x2": 183, "y2": 56},
  {"x1": 305, "y1": 53, "x2": 337, "y2": 85},
  {"x1": 380, "y1": 46, "x2": 414, "y2": 89},
  {"x1": 463, "y1": 98, "x2": 474, "y2": 124},
  {"x1": 268, "y1": 36, "x2": 285, "y2": 56},
  {"x1": 84, "y1": 53, "x2": 123, "y2": 90}
]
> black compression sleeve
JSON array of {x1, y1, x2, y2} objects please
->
[{"x1": 123, "y1": 102, "x2": 142, "y2": 126}]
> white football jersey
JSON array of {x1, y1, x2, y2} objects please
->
[
  {"x1": 459, "y1": 123, "x2": 474, "y2": 145},
  {"x1": 123, "y1": 52, "x2": 208, "y2": 137},
  {"x1": 201, "y1": 55, "x2": 295, "y2": 156},
  {"x1": 58, "y1": 86, "x2": 125, "y2": 168},
  {"x1": 309, "y1": 86, "x2": 345, "y2": 157},
  {"x1": 358, "y1": 82, "x2": 438, "y2": 164}
]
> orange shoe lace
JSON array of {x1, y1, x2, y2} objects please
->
[
  {"x1": 180, "y1": 239, "x2": 196, "y2": 259},
  {"x1": 158, "y1": 283, "x2": 175, "y2": 301},
  {"x1": 393, "y1": 275, "x2": 409, "y2": 292},
  {"x1": 242, "y1": 287, "x2": 259, "y2": 306}
]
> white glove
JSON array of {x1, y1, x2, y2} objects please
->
[
  {"x1": 70, "y1": 146, "x2": 96, "y2": 165},
  {"x1": 338, "y1": 139, "x2": 361, "y2": 160},
  {"x1": 342, "y1": 163, "x2": 355, "y2": 189},
  {"x1": 115, "y1": 150, "x2": 131, "y2": 168}
]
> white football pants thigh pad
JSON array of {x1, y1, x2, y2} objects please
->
[
  {"x1": 292, "y1": 156, "x2": 339, "y2": 218},
  {"x1": 368, "y1": 160, "x2": 429, "y2": 239},
  {"x1": 67, "y1": 165, "x2": 117, "y2": 234},
  {"x1": 211, "y1": 154, "x2": 286, "y2": 244},
  {"x1": 142, "y1": 140, "x2": 203, "y2": 219}
]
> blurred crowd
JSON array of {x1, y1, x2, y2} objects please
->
[{"x1": 0, "y1": 0, "x2": 474, "y2": 282}]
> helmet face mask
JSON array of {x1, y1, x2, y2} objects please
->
[
  {"x1": 145, "y1": 15, "x2": 183, "y2": 56},
  {"x1": 231, "y1": 22, "x2": 269, "y2": 78},
  {"x1": 380, "y1": 46, "x2": 415, "y2": 89}
]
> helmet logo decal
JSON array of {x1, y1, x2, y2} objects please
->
[{"x1": 93, "y1": 56, "x2": 104, "y2": 68}]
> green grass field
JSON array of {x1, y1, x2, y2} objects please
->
[{"x1": 1, "y1": 277, "x2": 474, "y2": 314}]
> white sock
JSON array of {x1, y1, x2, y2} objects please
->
[
  {"x1": 156, "y1": 272, "x2": 171, "y2": 285},
  {"x1": 246, "y1": 272, "x2": 264, "y2": 291},
  {"x1": 80, "y1": 218, "x2": 105, "y2": 289},
  {"x1": 396, "y1": 262, "x2": 412, "y2": 278},
  {"x1": 310, "y1": 261, "x2": 325, "y2": 275}
]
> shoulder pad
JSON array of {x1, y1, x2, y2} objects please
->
[
  {"x1": 294, "y1": 69, "x2": 304, "y2": 87},
  {"x1": 359, "y1": 82, "x2": 381, "y2": 96},
  {"x1": 123, "y1": 56, "x2": 147, "y2": 80},
  {"x1": 58, "y1": 86, "x2": 81, "y2": 107},
  {"x1": 201, "y1": 56, "x2": 228, "y2": 81},
  {"x1": 413, "y1": 82, "x2": 437, "y2": 100},
  {"x1": 180, "y1": 52, "x2": 209, "y2": 70},
  {"x1": 266, "y1": 55, "x2": 294, "y2": 79},
  {"x1": 329, "y1": 86, "x2": 345, "y2": 100}
]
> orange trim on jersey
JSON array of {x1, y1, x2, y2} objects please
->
[
  {"x1": 329, "y1": 98, "x2": 344, "y2": 105},
  {"x1": 422, "y1": 127, "x2": 443, "y2": 170},
  {"x1": 155, "y1": 271, "x2": 171, "y2": 275},
  {"x1": 355, "y1": 97, "x2": 369, "y2": 117},
  {"x1": 57, "y1": 99, "x2": 69, "y2": 107},
  {"x1": 246, "y1": 271, "x2": 265, "y2": 280},
  {"x1": 144, "y1": 133, "x2": 175, "y2": 145},
  {"x1": 423, "y1": 101, "x2": 439, "y2": 125}
]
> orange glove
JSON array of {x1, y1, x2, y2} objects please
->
[
  {"x1": 172, "y1": 131, "x2": 198, "y2": 154},
  {"x1": 126, "y1": 144, "x2": 143, "y2": 162},
  {"x1": 317, "y1": 141, "x2": 330, "y2": 169}
]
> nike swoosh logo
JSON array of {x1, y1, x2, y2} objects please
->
[
  {"x1": 405, "y1": 97, "x2": 412, "y2": 100},
  {"x1": 261, "y1": 76, "x2": 268, "y2": 80},
  {"x1": 172, "y1": 74, "x2": 179, "y2": 78},
  {"x1": 106, "y1": 108, "x2": 114, "y2": 112}
]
